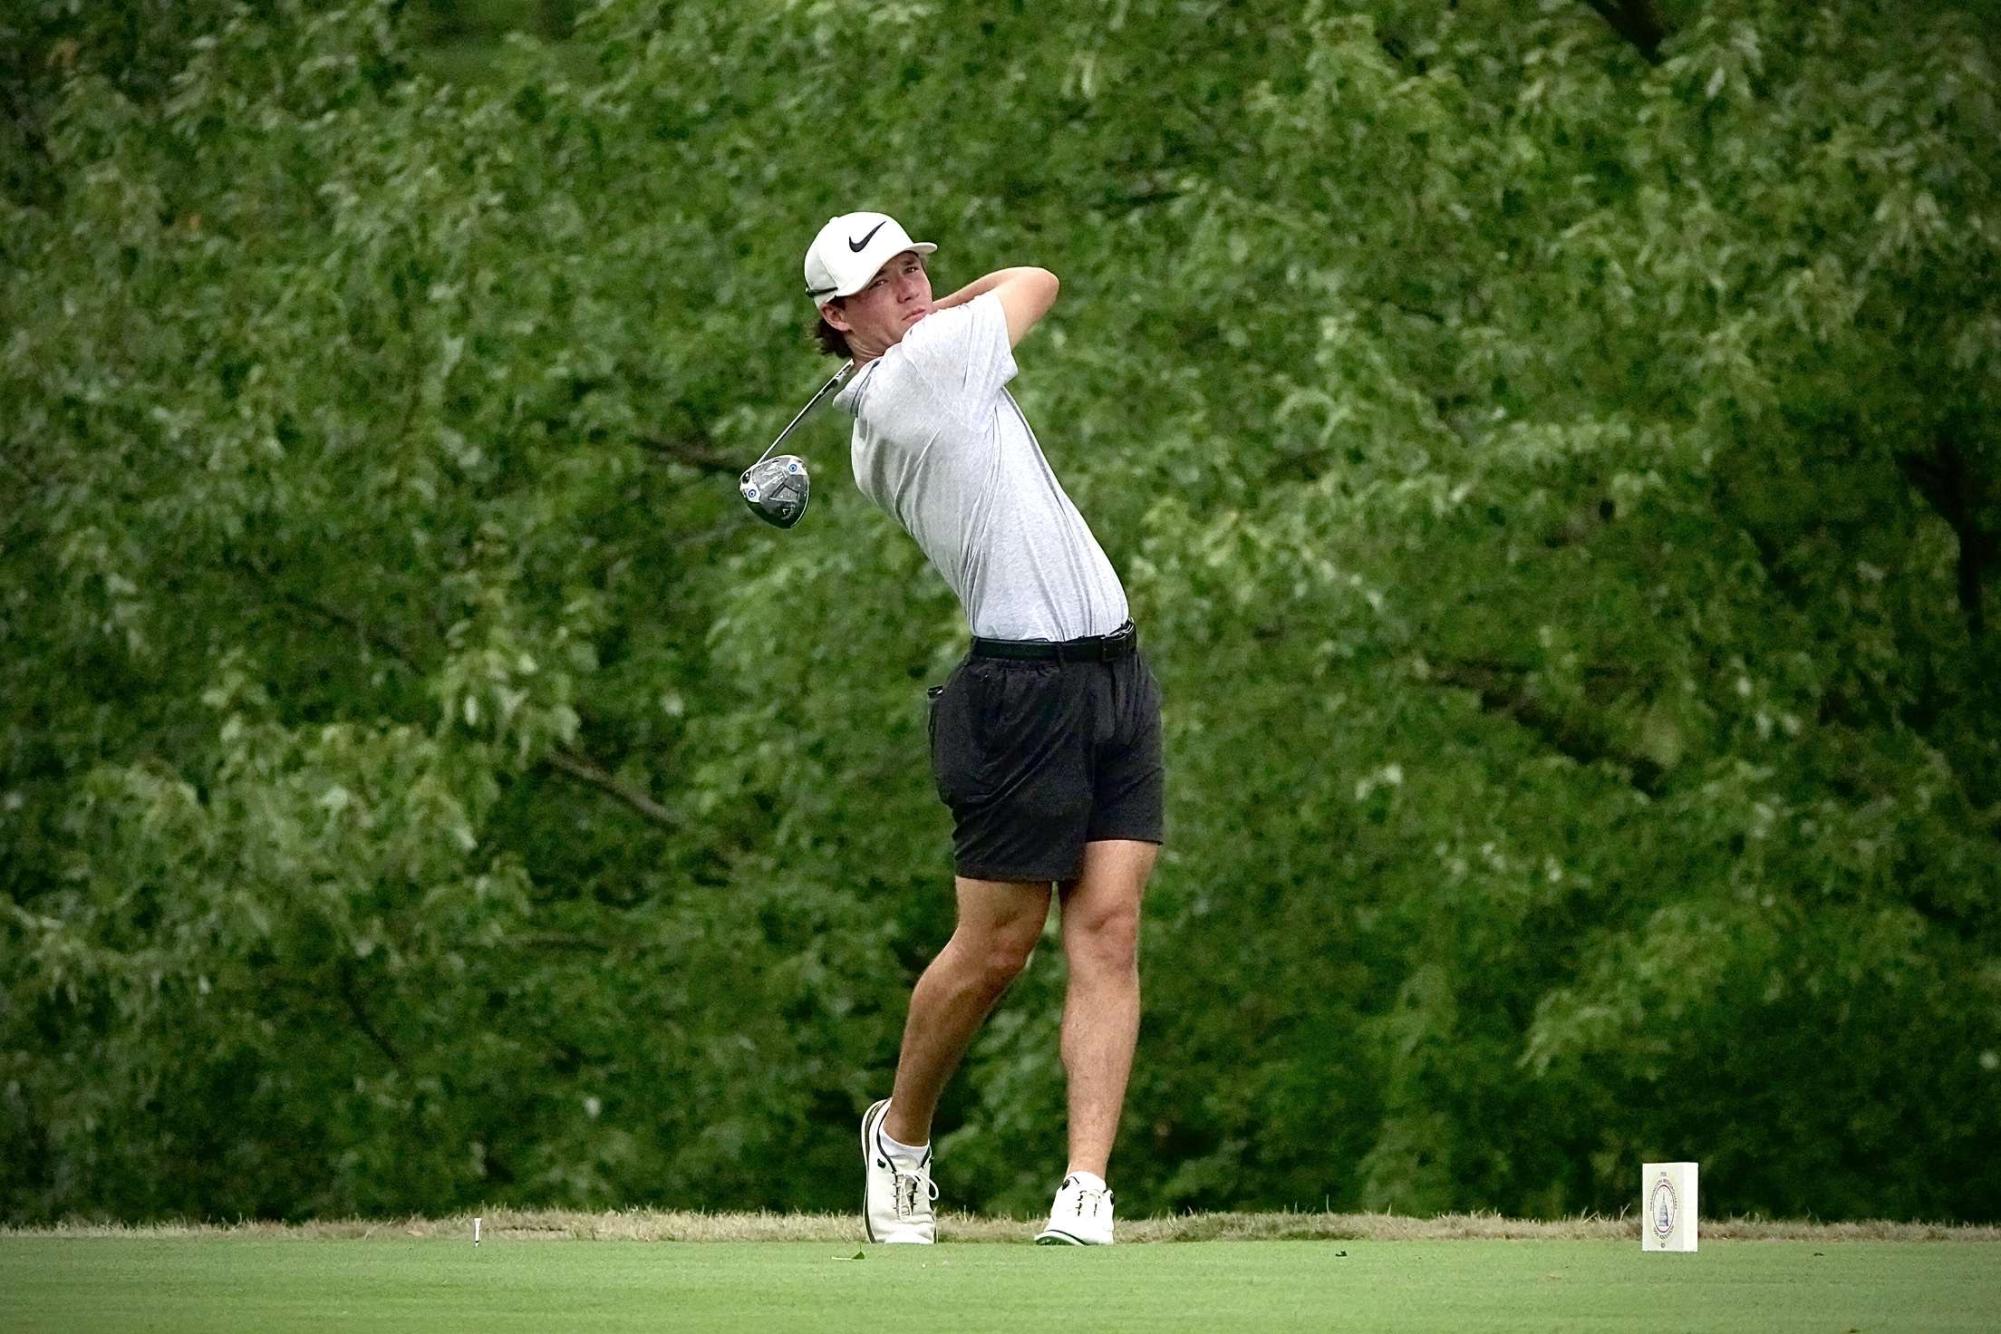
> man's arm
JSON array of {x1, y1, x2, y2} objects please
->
[{"x1": 931, "y1": 267, "x2": 1059, "y2": 347}]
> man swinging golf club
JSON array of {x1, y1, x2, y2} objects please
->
[{"x1": 804, "y1": 211, "x2": 1164, "y2": 1246}]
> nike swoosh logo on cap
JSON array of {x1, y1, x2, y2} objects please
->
[{"x1": 848, "y1": 221, "x2": 888, "y2": 252}]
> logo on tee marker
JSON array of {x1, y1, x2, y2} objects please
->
[{"x1": 848, "y1": 221, "x2": 888, "y2": 252}]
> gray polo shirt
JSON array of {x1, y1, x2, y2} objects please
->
[{"x1": 837, "y1": 292, "x2": 1129, "y2": 642}]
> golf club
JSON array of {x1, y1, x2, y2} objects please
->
[{"x1": 740, "y1": 365, "x2": 852, "y2": 528}]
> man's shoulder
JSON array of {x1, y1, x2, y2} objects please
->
[
  {"x1": 858, "y1": 306, "x2": 970, "y2": 388},
  {"x1": 854, "y1": 296, "x2": 1012, "y2": 430},
  {"x1": 908, "y1": 298, "x2": 983, "y2": 342},
  {"x1": 902, "y1": 296, "x2": 1005, "y2": 364}
]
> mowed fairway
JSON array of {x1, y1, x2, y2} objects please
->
[{"x1": 5, "y1": 1236, "x2": 1999, "y2": 1333}]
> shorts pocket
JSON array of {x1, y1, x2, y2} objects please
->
[
  {"x1": 969, "y1": 660, "x2": 1062, "y2": 759},
  {"x1": 927, "y1": 669, "x2": 976, "y2": 806},
  {"x1": 932, "y1": 660, "x2": 1061, "y2": 809}
]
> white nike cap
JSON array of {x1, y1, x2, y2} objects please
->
[{"x1": 803, "y1": 211, "x2": 936, "y2": 306}]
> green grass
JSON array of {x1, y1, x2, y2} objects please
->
[{"x1": 6, "y1": 1236, "x2": 1999, "y2": 1332}]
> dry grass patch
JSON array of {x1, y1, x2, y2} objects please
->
[{"x1": 7, "y1": 1209, "x2": 1997, "y2": 1244}]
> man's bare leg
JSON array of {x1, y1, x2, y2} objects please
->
[
  {"x1": 1056, "y1": 839, "x2": 1157, "y2": 1179},
  {"x1": 882, "y1": 876, "x2": 1053, "y2": 1146}
]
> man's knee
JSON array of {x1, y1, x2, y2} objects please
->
[
  {"x1": 1067, "y1": 901, "x2": 1140, "y2": 974},
  {"x1": 955, "y1": 924, "x2": 1040, "y2": 995},
  {"x1": 985, "y1": 936, "x2": 1038, "y2": 991}
]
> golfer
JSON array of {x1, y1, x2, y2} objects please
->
[{"x1": 803, "y1": 212, "x2": 1164, "y2": 1245}]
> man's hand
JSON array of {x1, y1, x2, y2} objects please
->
[{"x1": 933, "y1": 267, "x2": 1060, "y2": 347}]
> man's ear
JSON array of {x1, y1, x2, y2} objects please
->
[{"x1": 820, "y1": 300, "x2": 851, "y2": 333}]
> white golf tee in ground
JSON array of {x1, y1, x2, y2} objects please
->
[{"x1": 1642, "y1": 1162, "x2": 1698, "y2": 1252}]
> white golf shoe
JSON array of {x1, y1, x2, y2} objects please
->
[
  {"x1": 1035, "y1": 1171, "x2": 1115, "y2": 1245},
  {"x1": 861, "y1": 1099, "x2": 936, "y2": 1244}
]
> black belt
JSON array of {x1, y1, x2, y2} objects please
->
[{"x1": 970, "y1": 621, "x2": 1137, "y2": 662}]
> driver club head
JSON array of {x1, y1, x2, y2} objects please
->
[{"x1": 739, "y1": 454, "x2": 811, "y2": 529}]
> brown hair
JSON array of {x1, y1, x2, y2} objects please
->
[{"x1": 813, "y1": 302, "x2": 849, "y2": 358}]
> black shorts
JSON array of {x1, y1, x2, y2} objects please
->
[{"x1": 926, "y1": 629, "x2": 1165, "y2": 882}]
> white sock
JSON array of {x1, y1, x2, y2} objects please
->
[
  {"x1": 1066, "y1": 1170, "x2": 1108, "y2": 1193},
  {"x1": 878, "y1": 1123, "x2": 929, "y2": 1167}
]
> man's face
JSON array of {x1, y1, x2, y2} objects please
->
[{"x1": 823, "y1": 251, "x2": 932, "y2": 359}]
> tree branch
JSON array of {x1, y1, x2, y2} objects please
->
[
  {"x1": 635, "y1": 433, "x2": 740, "y2": 477},
  {"x1": 1380, "y1": 297, "x2": 1446, "y2": 324},
  {"x1": 1897, "y1": 434, "x2": 1992, "y2": 641},
  {"x1": 1104, "y1": 183, "x2": 1185, "y2": 212},
  {"x1": 543, "y1": 748, "x2": 680, "y2": 828},
  {"x1": 1430, "y1": 654, "x2": 1638, "y2": 684},
  {"x1": 282, "y1": 589, "x2": 426, "y2": 671},
  {"x1": 1428, "y1": 659, "x2": 1665, "y2": 795},
  {"x1": 336, "y1": 959, "x2": 405, "y2": 1071},
  {"x1": 0, "y1": 61, "x2": 60, "y2": 206},
  {"x1": 227, "y1": 557, "x2": 686, "y2": 828},
  {"x1": 0, "y1": 448, "x2": 37, "y2": 488},
  {"x1": 1580, "y1": 0, "x2": 1668, "y2": 65},
  {"x1": 520, "y1": 933, "x2": 611, "y2": 953},
  {"x1": 218, "y1": 554, "x2": 427, "y2": 672}
]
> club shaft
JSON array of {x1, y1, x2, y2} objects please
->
[{"x1": 754, "y1": 366, "x2": 852, "y2": 467}]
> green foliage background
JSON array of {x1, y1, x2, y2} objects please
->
[{"x1": 4, "y1": 0, "x2": 1998, "y2": 1224}]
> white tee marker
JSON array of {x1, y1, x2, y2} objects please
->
[{"x1": 1642, "y1": 1162, "x2": 1698, "y2": 1252}]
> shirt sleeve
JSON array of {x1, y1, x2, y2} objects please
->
[{"x1": 897, "y1": 291, "x2": 1018, "y2": 423}]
